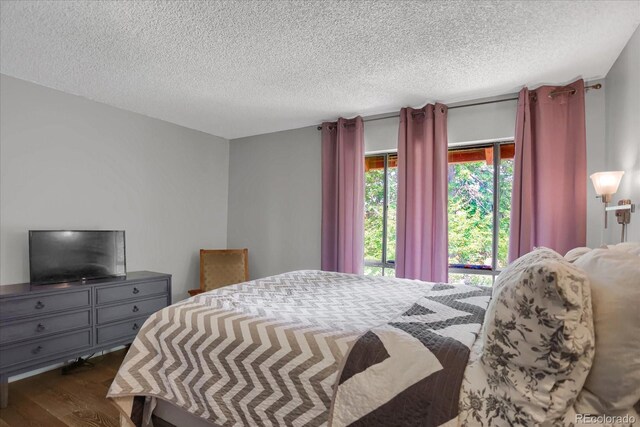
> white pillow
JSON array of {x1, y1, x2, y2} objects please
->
[
  {"x1": 574, "y1": 248, "x2": 640, "y2": 414},
  {"x1": 473, "y1": 248, "x2": 594, "y2": 424},
  {"x1": 607, "y1": 241, "x2": 640, "y2": 257},
  {"x1": 565, "y1": 246, "x2": 593, "y2": 263}
]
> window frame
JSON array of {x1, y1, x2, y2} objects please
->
[
  {"x1": 364, "y1": 151, "x2": 396, "y2": 276},
  {"x1": 447, "y1": 138, "x2": 514, "y2": 282},
  {"x1": 363, "y1": 138, "x2": 514, "y2": 283}
]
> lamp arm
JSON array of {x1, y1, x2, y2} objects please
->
[{"x1": 605, "y1": 204, "x2": 635, "y2": 212}]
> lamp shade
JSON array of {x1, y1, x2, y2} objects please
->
[{"x1": 590, "y1": 171, "x2": 624, "y2": 196}]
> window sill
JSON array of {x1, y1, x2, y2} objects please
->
[{"x1": 448, "y1": 267, "x2": 501, "y2": 276}]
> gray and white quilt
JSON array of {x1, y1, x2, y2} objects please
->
[{"x1": 108, "y1": 270, "x2": 492, "y2": 426}]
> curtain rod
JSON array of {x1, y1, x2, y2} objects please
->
[{"x1": 316, "y1": 83, "x2": 602, "y2": 130}]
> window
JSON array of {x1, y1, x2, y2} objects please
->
[
  {"x1": 448, "y1": 141, "x2": 514, "y2": 285},
  {"x1": 364, "y1": 153, "x2": 397, "y2": 276},
  {"x1": 363, "y1": 140, "x2": 515, "y2": 285}
]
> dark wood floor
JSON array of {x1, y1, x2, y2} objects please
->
[{"x1": 0, "y1": 349, "x2": 127, "y2": 427}]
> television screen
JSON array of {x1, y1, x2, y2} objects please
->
[{"x1": 29, "y1": 230, "x2": 126, "y2": 285}]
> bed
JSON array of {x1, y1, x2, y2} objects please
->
[
  {"x1": 108, "y1": 270, "x2": 492, "y2": 426},
  {"x1": 109, "y1": 245, "x2": 640, "y2": 427}
]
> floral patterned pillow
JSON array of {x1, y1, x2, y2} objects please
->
[{"x1": 460, "y1": 247, "x2": 595, "y2": 426}]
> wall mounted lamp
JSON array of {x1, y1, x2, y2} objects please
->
[{"x1": 590, "y1": 171, "x2": 636, "y2": 242}]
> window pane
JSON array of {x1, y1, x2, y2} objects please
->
[
  {"x1": 386, "y1": 154, "x2": 398, "y2": 264},
  {"x1": 497, "y1": 145, "x2": 514, "y2": 269},
  {"x1": 364, "y1": 265, "x2": 383, "y2": 276},
  {"x1": 449, "y1": 273, "x2": 493, "y2": 287},
  {"x1": 365, "y1": 156, "x2": 385, "y2": 263},
  {"x1": 384, "y1": 268, "x2": 396, "y2": 278},
  {"x1": 448, "y1": 146, "x2": 495, "y2": 268}
]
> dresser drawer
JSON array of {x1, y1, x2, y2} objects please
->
[
  {"x1": 0, "y1": 329, "x2": 91, "y2": 368},
  {"x1": 0, "y1": 310, "x2": 91, "y2": 345},
  {"x1": 0, "y1": 289, "x2": 90, "y2": 320},
  {"x1": 96, "y1": 316, "x2": 148, "y2": 344},
  {"x1": 96, "y1": 280, "x2": 168, "y2": 305},
  {"x1": 96, "y1": 296, "x2": 166, "y2": 325}
]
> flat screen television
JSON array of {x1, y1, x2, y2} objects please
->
[{"x1": 29, "y1": 230, "x2": 126, "y2": 285}]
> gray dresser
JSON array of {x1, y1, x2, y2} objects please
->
[{"x1": 0, "y1": 271, "x2": 171, "y2": 408}]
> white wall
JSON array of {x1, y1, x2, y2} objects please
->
[
  {"x1": 227, "y1": 126, "x2": 321, "y2": 280},
  {"x1": 604, "y1": 26, "x2": 640, "y2": 244},
  {"x1": 364, "y1": 99, "x2": 518, "y2": 153},
  {"x1": 0, "y1": 75, "x2": 230, "y2": 301},
  {"x1": 227, "y1": 92, "x2": 606, "y2": 277},
  {"x1": 448, "y1": 99, "x2": 518, "y2": 145}
]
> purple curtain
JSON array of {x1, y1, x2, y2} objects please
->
[
  {"x1": 321, "y1": 117, "x2": 365, "y2": 274},
  {"x1": 396, "y1": 104, "x2": 449, "y2": 282},
  {"x1": 509, "y1": 79, "x2": 587, "y2": 262}
]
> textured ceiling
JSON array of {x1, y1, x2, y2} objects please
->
[{"x1": 1, "y1": 1, "x2": 639, "y2": 139}]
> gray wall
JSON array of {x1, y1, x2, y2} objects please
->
[
  {"x1": 227, "y1": 126, "x2": 321, "y2": 280},
  {"x1": 604, "y1": 26, "x2": 640, "y2": 243},
  {"x1": 585, "y1": 79, "x2": 608, "y2": 246},
  {"x1": 0, "y1": 75, "x2": 230, "y2": 301},
  {"x1": 228, "y1": 92, "x2": 607, "y2": 279}
]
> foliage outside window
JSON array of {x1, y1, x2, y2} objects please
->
[
  {"x1": 448, "y1": 142, "x2": 514, "y2": 286},
  {"x1": 363, "y1": 141, "x2": 514, "y2": 285},
  {"x1": 364, "y1": 153, "x2": 396, "y2": 277}
]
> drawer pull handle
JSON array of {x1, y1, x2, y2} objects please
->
[
  {"x1": 132, "y1": 305, "x2": 139, "y2": 312},
  {"x1": 36, "y1": 323, "x2": 46, "y2": 332},
  {"x1": 35, "y1": 301, "x2": 45, "y2": 309},
  {"x1": 32, "y1": 345, "x2": 43, "y2": 354},
  {"x1": 133, "y1": 287, "x2": 140, "y2": 294},
  {"x1": 132, "y1": 323, "x2": 139, "y2": 330}
]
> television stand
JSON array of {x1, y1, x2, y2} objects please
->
[{"x1": 0, "y1": 271, "x2": 171, "y2": 408}]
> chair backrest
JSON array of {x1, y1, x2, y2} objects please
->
[{"x1": 200, "y1": 249, "x2": 249, "y2": 292}]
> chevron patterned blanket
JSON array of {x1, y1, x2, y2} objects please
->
[{"x1": 108, "y1": 270, "x2": 491, "y2": 427}]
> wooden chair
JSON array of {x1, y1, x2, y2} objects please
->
[{"x1": 188, "y1": 249, "x2": 249, "y2": 296}]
